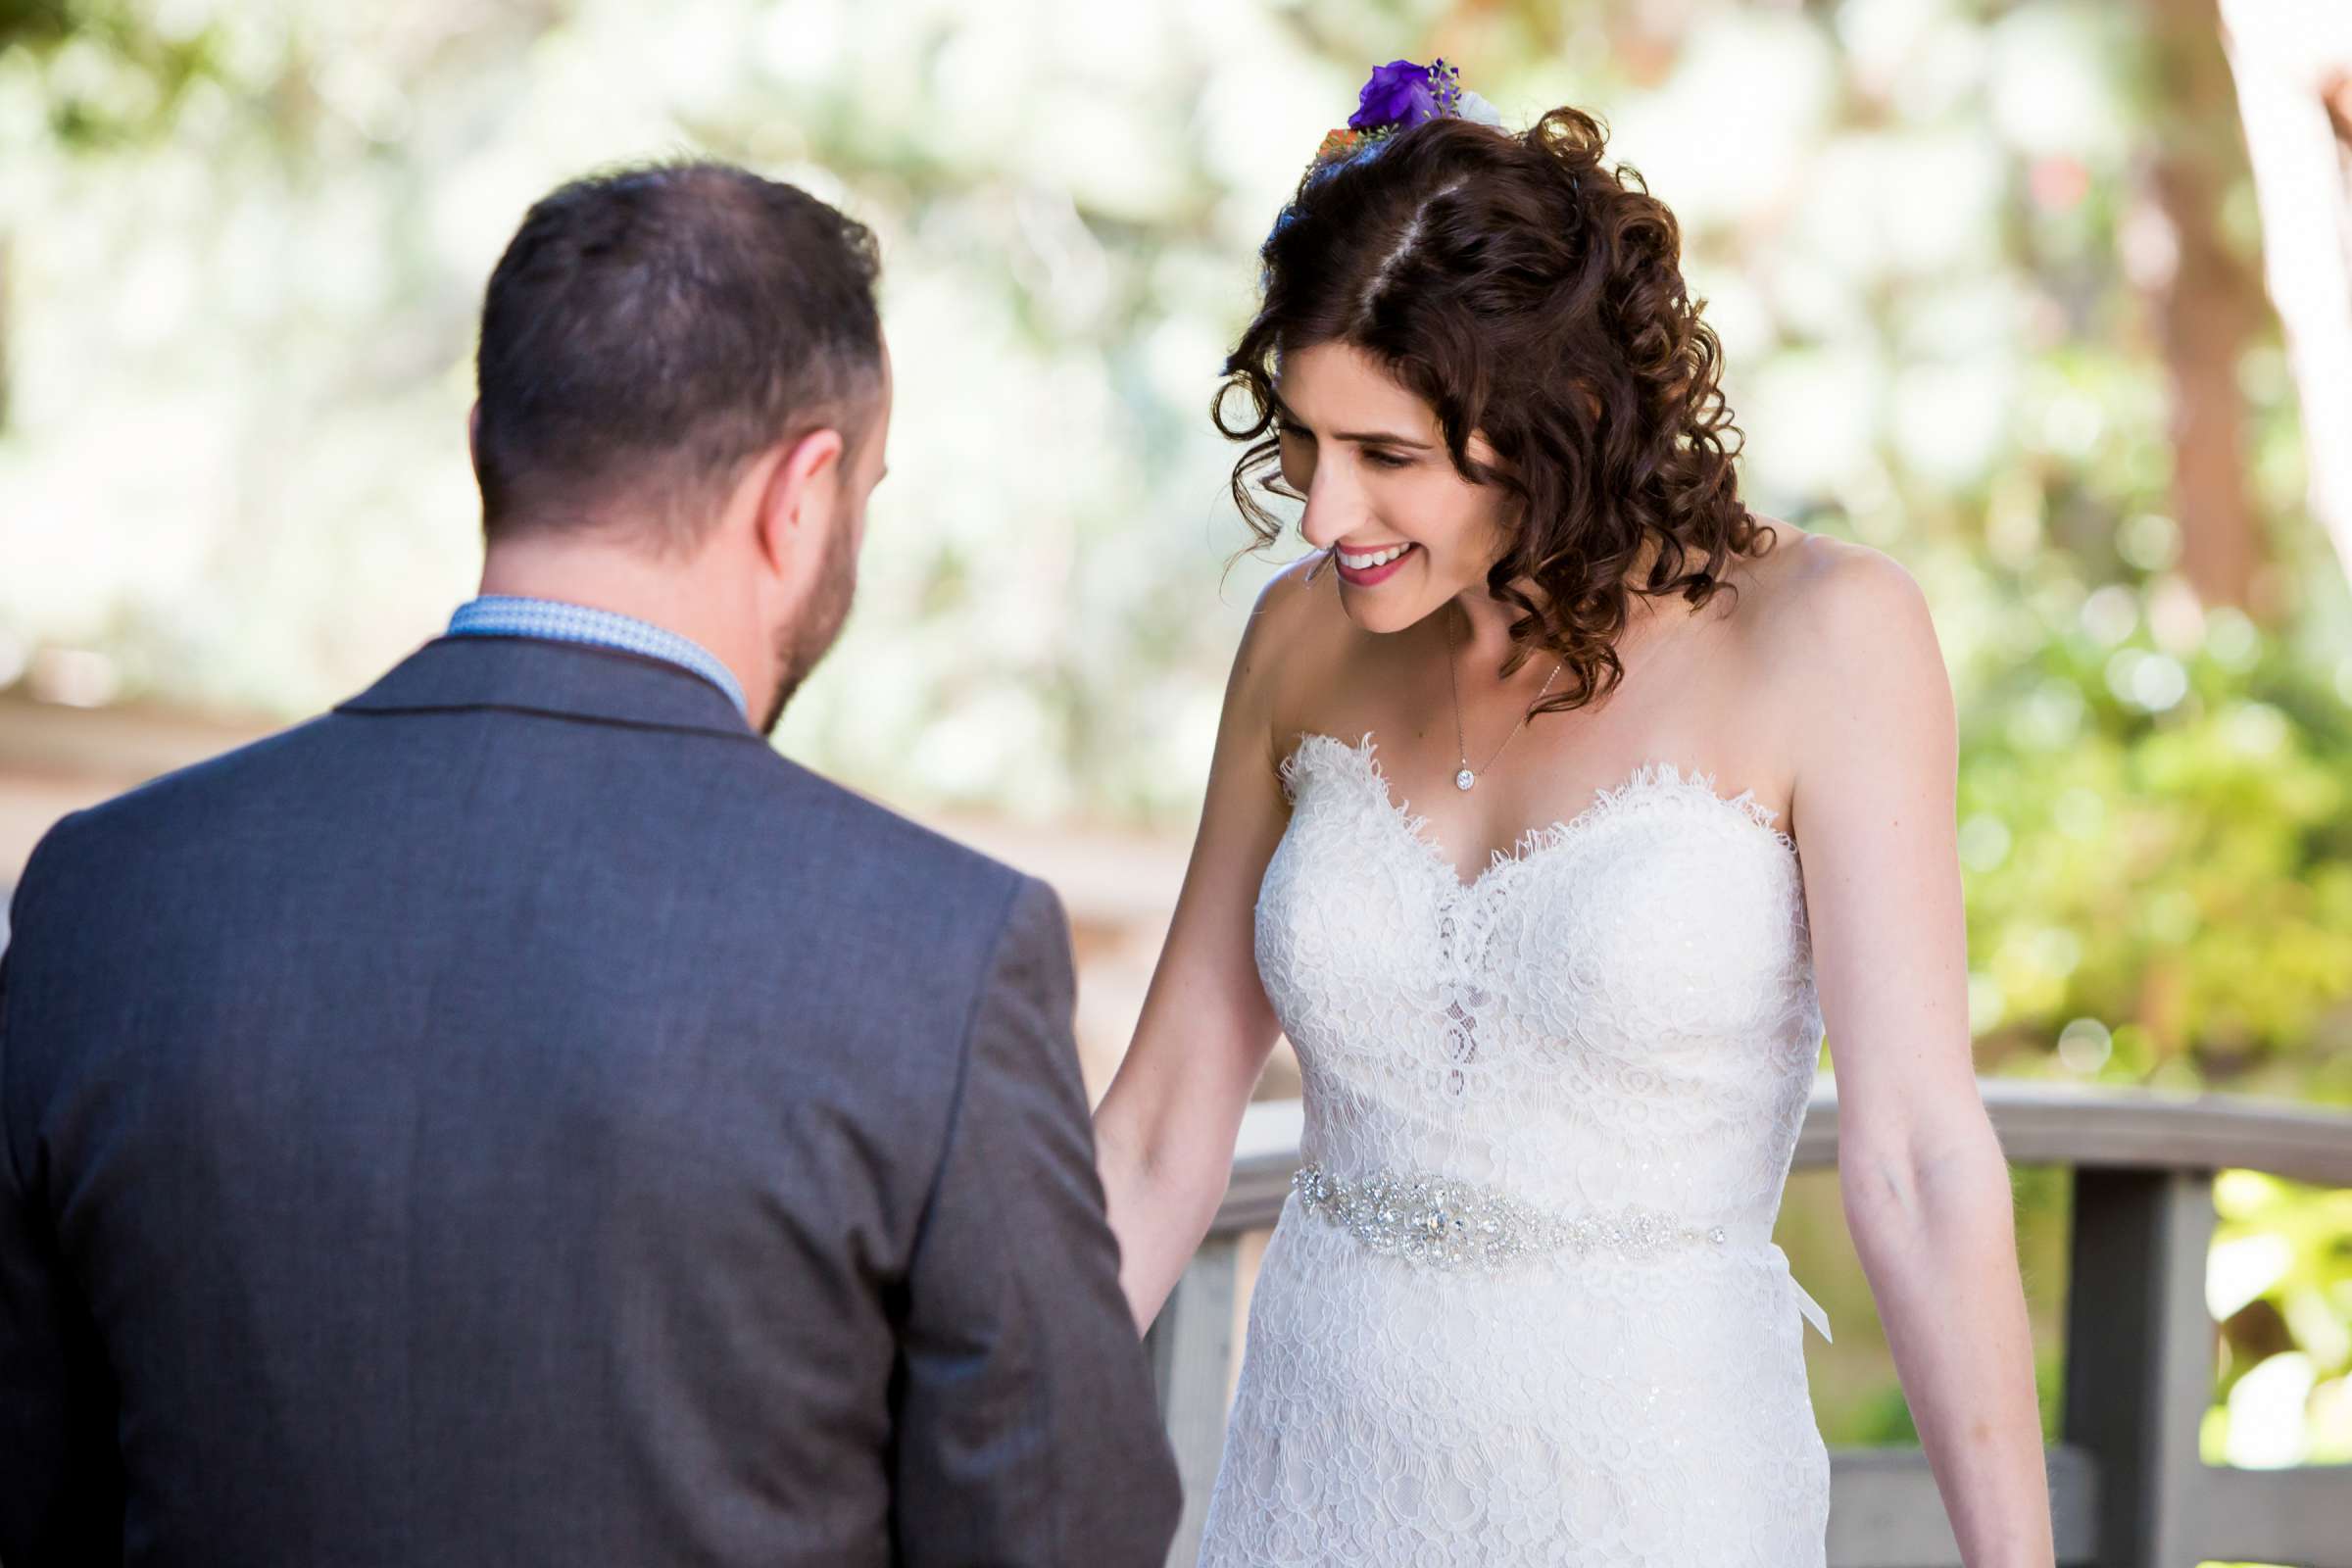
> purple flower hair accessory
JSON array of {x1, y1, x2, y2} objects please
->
[
  {"x1": 1316, "y1": 58, "x2": 1500, "y2": 168},
  {"x1": 1348, "y1": 59, "x2": 1449, "y2": 131}
]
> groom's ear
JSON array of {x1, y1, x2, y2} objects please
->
[{"x1": 750, "y1": 426, "x2": 846, "y2": 575}]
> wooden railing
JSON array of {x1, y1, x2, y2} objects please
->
[{"x1": 1143, "y1": 1082, "x2": 2352, "y2": 1568}]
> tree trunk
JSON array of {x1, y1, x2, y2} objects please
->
[
  {"x1": 2146, "y1": 0, "x2": 2272, "y2": 616},
  {"x1": 2220, "y1": 0, "x2": 2352, "y2": 593},
  {"x1": 0, "y1": 233, "x2": 10, "y2": 432}
]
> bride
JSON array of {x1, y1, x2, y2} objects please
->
[{"x1": 1091, "y1": 62, "x2": 2055, "y2": 1567}]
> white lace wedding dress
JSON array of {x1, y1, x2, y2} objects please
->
[{"x1": 1197, "y1": 732, "x2": 1836, "y2": 1566}]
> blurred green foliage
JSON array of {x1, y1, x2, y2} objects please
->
[
  {"x1": 1960, "y1": 611, "x2": 2352, "y2": 1099},
  {"x1": 1, "y1": 0, "x2": 230, "y2": 147},
  {"x1": 2201, "y1": 1171, "x2": 2352, "y2": 1464}
]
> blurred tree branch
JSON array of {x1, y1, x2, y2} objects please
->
[
  {"x1": 2144, "y1": 0, "x2": 2271, "y2": 616},
  {"x1": 0, "y1": 235, "x2": 11, "y2": 433},
  {"x1": 2221, "y1": 0, "x2": 2352, "y2": 592}
]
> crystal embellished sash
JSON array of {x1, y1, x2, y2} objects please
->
[
  {"x1": 1292, "y1": 1162, "x2": 1736, "y2": 1270},
  {"x1": 1290, "y1": 1162, "x2": 1836, "y2": 1341}
]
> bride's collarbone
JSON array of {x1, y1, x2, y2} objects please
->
[
  {"x1": 1285, "y1": 727, "x2": 1796, "y2": 875},
  {"x1": 1277, "y1": 629, "x2": 1796, "y2": 855}
]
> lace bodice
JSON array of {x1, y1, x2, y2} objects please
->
[
  {"x1": 1197, "y1": 731, "x2": 1835, "y2": 1567},
  {"x1": 1256, "y1": 731, "x2": 1825, "y2": 1234}
]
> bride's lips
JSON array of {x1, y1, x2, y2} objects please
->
[{"x1": 1332, "y1": 543, "x2": 1418, "y2": 587}]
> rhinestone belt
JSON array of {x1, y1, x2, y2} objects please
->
[{"x1": 1292, "y1": 1162, "x2": 1733, "y2": 1273}]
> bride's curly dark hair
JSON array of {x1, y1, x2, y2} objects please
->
[{"x1": 1215, "y1": 106, "x2": 1774, "y2": 713}]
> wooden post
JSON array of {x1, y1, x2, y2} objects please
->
[
  {"x1": 1146, "y1": 1234, "x2": 1241, "y2": 1568},
  {"x1": 2060, "y1": 1167, "x2": 2217, "y2": 1567}
]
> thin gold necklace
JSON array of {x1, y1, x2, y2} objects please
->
[{"x1": 1445, "y1": 604, "x2": 1564, "y2": 792}]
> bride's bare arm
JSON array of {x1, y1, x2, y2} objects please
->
[
  {"x1": 1093, "y1": 564, "x2": 1313, "y2": 1333},
  {"x1": 1785, "y1": 544, "x2": 2056, "y2": 1567}
]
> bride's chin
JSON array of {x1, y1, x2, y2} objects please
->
[{"x1": 1339, "y1": 594, "x2": 1437, "y2": 636}]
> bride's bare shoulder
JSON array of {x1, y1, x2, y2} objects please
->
[
  {"x1": 1739, "y1": 520, "x2": 1945, "y2": 708},
  {"x1": 1247, "y1": 550, "x2": 1344, "y2": 633},
  {"x1": 1228, "y1": 552, "x2": 1356, "y2": 766},
  {"x1": 1213, "y1": 552, "x2": 1364, "y2": 785}
]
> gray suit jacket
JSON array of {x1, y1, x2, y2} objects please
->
[{"x1": 0, "y1": 635, "x2": 1179, "y2": 1566}]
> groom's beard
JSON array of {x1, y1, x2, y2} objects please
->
[{"x1": 760, "y1": 504, "x2": 859, "y2": 736}]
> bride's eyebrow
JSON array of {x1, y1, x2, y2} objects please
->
[{"x1": 1271, "y1": 405, "x2": 1429, "y2": 450}]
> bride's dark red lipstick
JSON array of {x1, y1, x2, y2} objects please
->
[{"x1": 1332, "y1": 542, "x2": 1418, "y2": 587}]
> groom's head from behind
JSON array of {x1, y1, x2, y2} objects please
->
[{"x1": 468, "y1": 161, "x2": 889, "y2": 735}]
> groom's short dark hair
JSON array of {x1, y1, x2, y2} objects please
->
[{"x1": 472, "y1": 160, "x2": 883, "y2": 549}]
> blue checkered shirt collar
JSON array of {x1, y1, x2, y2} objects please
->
[{"x1": 445, "y1": 596, "x2": 751, "y2": 723}]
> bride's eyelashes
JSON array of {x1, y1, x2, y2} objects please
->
[{"x1": 1276, "y1": 421, "x2": 1415, "y2": 471}]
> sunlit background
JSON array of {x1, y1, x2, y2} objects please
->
[{"x1": 5, "y1": 0, "x2": 2350, "y2": 1491}]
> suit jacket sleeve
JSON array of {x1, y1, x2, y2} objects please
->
[
  {"x1": 890, "y1": 875, "x2": 1181, "y2": 1567},
  {"x1": 0, "y1": 842, "x2": 127, "y2": 1565}
]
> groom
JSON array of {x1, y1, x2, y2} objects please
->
[{"x1": 0, "y1": 163, "x2": 1179, "y2": 1564}]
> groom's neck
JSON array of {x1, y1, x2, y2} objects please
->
[{"x1": 477, "y1": 533, "x2": 767, "y2": 709}]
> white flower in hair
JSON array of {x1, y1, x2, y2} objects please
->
[{"x1": 1456, "y1": 89, "x2": 1504, "y2": 127}]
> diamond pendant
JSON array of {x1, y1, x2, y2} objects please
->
[{"x1": 1455, "y1": 768, "x2": 1476, "y2": 791}]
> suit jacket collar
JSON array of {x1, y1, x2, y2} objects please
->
[{"x1": 337, "y1": 635, "x2": 760, "y2": 742}]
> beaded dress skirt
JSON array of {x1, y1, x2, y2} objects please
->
[{"x1": 1197, "y1": 734, "x2": 1834, "y2": 1567}]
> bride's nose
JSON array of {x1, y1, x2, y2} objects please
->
[{"x1": 1298, "y1": 463, "x2": 1368, "y2": 553}]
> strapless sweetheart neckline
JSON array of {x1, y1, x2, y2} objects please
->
[{"x1": 1280, "y1": 730, "x2": 1799, "y2": 897}]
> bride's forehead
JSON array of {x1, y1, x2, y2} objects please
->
[{"x1": 1275, "y1": 343, "x2": 1435, "y2": 428}]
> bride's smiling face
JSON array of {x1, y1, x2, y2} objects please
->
[{"x1": 1274, "y1": 340, "x2": 1514, "y2": 634}]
